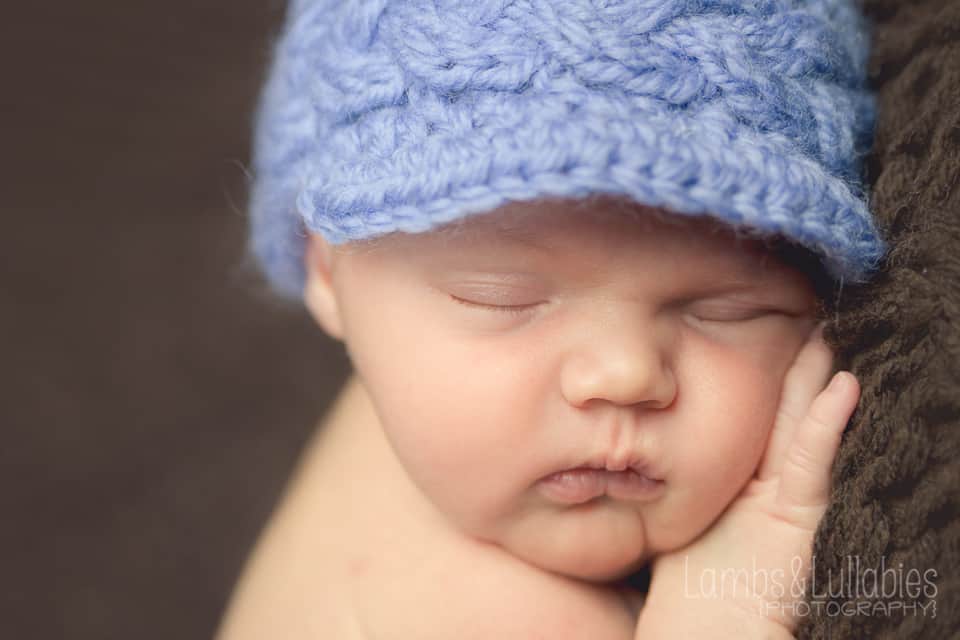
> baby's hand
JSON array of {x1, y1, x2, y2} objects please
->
[{"x1": 636, "y1": 322, "x2": 860, "y2": 637}]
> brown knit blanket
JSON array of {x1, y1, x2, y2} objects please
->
[{"x1": 797, "y1": 2, "x2": 960, "y2": 638}]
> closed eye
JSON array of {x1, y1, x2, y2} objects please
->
[
  {"x1": 449, "y1": 295, "x2": 541, "y2": 316},
  {"x1": 686, "y1": 305, "x2": 783, "y2": 323}
]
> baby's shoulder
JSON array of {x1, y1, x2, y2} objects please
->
[
  {"x1": 218, "y1": 497, "x2": 639, "y2": 640},
  {"x1": 213, "y1": 505, "x2": 364, "y2": 639}
]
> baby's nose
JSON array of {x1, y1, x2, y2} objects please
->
[{"x1": 559, "y1": 313, "x2": 676, "y2": 411}]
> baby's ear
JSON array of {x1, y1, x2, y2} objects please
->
[{"x1": 303, "y1": 234, "x2": 345, "y2": 340}]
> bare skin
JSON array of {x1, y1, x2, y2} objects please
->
[
  {"x1": 217, "y1": 335, "x2": 856, "y2": 639},
  {"x1": 217, "y1": 374, "x2": 644, "y2": 639},
  {"x1": 217, "y1": 197, "x2": 860, "y2": 638}
]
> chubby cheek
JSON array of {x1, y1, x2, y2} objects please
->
[
  {"x1": 340, "y1": 287, "x2": 539, "y2": 532},
  {"x1": 655, "y1": 341, "x2": 791, "y2": 549}
]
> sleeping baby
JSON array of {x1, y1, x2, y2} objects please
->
[{"x1": 217, "y1": 1, "x2": 886, "y2": 638}]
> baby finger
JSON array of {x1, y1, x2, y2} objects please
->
[{"x1": 775, "y1": 371, "x2": 860, "y2": 514}]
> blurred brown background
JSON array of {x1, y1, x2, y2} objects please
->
[
  {"x1": 7, "y1": 3, "x2": 959, "y2": 640},
  {"x1": 2, "y1": 3, "x2": 351, "y2": 638}
]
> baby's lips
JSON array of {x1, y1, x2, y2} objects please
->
[
  {"x1": 629, "y1": 461, "x2": 665, "y2": 482},
  {"x1": 537, "y1": 467, "x2": 665, "y2": 505}
]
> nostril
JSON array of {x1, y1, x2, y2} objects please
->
[{"x1": 559, "y1": 327, "x2": 678, "y2": 410}]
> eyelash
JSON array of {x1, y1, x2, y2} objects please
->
[
  {"x1": 449, "y1": 295, "x2": 785, "y2": 323},
  {"x1": 449, "y1": 295, "x2": 538, "y2": 316},
  {"x1": 687, "y1": 308, "x2": 780, "y2": 323}
]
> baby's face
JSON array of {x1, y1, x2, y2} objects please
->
[{"x1": 305, "y1": 197, "x2": 819, "y2": 581}]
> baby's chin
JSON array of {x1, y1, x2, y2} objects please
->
[
  {"x1": 517, "y1": 539, "x2": 649, "y2": 583},
  {"x1": 491, "y1": 500, "x2": 663, "y2": 582}
]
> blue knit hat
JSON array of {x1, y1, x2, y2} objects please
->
[{"x1": 249, "y1": 0, "x2": 886, "y2": 299}]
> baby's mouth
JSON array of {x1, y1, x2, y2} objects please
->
[{"x1": 537, "y1": 467, "x2": 665, "y2": 505}]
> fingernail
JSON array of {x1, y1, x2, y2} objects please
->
[{"x1": 828, "y1": 372, "x2": 848, "y2": 394}]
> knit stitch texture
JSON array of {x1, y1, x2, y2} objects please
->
[{"x1": 249, "y1": 0, "x2": 887, "y2": 299}]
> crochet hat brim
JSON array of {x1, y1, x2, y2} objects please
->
[{"x1": 250, "y1": 85, "x2": 885, "y2": 298}]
